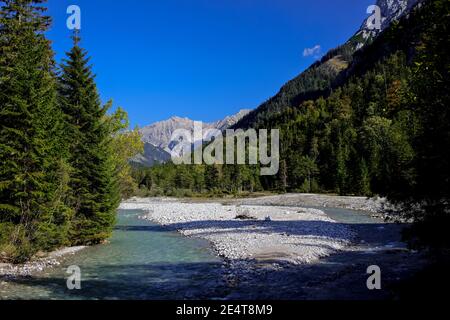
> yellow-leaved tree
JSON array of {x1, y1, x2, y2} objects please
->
[{"x1": 104, "y1": 105, "x2": 144, "y2": 199}]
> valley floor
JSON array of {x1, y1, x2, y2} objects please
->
[
  {"x1": 120, "y1": 198, "x2": 355, "y2": 272},
  {"x1": 120, "y1": 194, "x2": 428, "y2": 299},
  {"x1": 1, "y1": 194, "x2": 430, "y2": 299}
]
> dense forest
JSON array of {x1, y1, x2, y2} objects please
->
[
  {"x1": 0, "y1": 0, "x2": 142, "y2": 263},
  {"x1": 134, "y1": 0, "x2": 449, "y2": 247}
]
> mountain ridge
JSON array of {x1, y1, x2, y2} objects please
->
[{"x1": 133, "y1": 109, "x2": 252, "y2": 167}]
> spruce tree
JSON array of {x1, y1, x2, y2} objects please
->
[
  {"x1": 58, "y1": 34, "x2": 119, "y2": 245},
  {"x1": 0, "y1": 0, "x2": 71, "y2": 262}
]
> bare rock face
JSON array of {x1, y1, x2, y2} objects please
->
[
  {"x1": 131, "y1": 143, "x2": 171, "y2": 167},
  {"x1": 140, "y1": 116, "x2": 196, "y2": 149},
  {"x1": 140, "y1": 109, "x2": 251, "y2": 150},
  {"x1": 133, "y1": 109, "x2": 251, "y2": 166},
  {"x1": 211, "y1": 109, "x2": 253, "y2": 131},
  {"x1": 354, "y1": 0, "x2": 422, "y2": 49}
]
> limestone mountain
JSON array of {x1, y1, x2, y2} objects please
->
[
  {"x1": 354, "y1": 0, "x2": 422, "y2": 49},
  {"x1": 132, "y1": 109, "x2": 251, "y2": 167}
]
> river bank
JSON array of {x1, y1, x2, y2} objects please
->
[
  {"x1": 120, "y1": 198, "x2": 356, "y2": 279},
  {"x1": 0, "y1": 246, "x2": 86, "y2": 278},
  {"x1": 1, "y1": 210, "x2": 224, "y2": 300},
  {"x1": 0, "y1": 193, "x2": 387, "y2": 279},
  {"x1": 119, "y1": 194, "x2": 428, "y2": 299},
  {"x1": 118, "y1": 195, "x2": 396, "y2": 279},
  {"x1": 225, "y1": 193, "x2": 388, "y2": 213},
  {"x1": 1, "y1": 194, "x2": 428, "y2": 299}
]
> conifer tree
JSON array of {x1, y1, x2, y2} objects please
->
[
  {"x1": 0, "y1": 0, "x2": 70, "y2": 262},
  {"x1": 58, "y1": 34, "x2": 119, "y2": 245}
]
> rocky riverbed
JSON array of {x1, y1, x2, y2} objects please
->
[
  {"x1": 225, "y1": 193, "x2": 400, "y2": 220},
  {"x1": 1, "y1": 195, "x2": 428, "y2": 300},
  {"x1": 227, "y1": 193, "x2": 388, "y2": 213},
  {"x1": 119, "y1": 197, "x2": 358, "y2": 277}
]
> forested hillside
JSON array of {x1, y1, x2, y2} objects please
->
[
  {"x1": 232, "y1": 0, "x2": 421, "y2": 130},
  {"x1": 231, "y1": 45, "x2": 354, "y2": 130},
  {"x1": 0, "y1": 0, "x2": 142, "y2": 263},
  {"x1": 135, "y1": 0, "x2": 449, "y2": 246}
]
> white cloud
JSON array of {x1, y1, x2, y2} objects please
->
[{"x1": 303, "y1": 45, "x2": 322, "y2": 58}]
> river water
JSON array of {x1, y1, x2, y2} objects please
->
[
  {"x1": 0, "y1": 210, "x2": 224, "y2": 300},
  {"x1": 1, "y1": 207, "x2": 410, "y2": 300}
]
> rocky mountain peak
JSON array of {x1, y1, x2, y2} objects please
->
[
  {"x1": 354, "y1": 0, "x2": 422, "y2": 49},
  {"x1": 133, "y1": 109, "x2": 252, "y2": 167}
]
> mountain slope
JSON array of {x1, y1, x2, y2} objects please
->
[
  {"x1": 131, "y1": 143, "x2": 172, "y2": 167},
  {"x1": 354, "y1": 0, "x2": 423, "y2": 49},
  {"x1": 233, "y1": 0, "x2": 421, "y2": 130},
  {"x1": 240, "y1": 0, "x2": 437, "y2": 193}
]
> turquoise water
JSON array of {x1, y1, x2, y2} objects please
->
[
  {"x1": 0, "y1": 206, "x2": 400, "y2": 300},
  {"x1": 0, "y1": 210, "x2": 224, "y2": 300}
]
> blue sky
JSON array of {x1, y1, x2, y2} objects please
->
[{"x1": 46, "y1": 0, "x2": 373, "y2": 127}]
